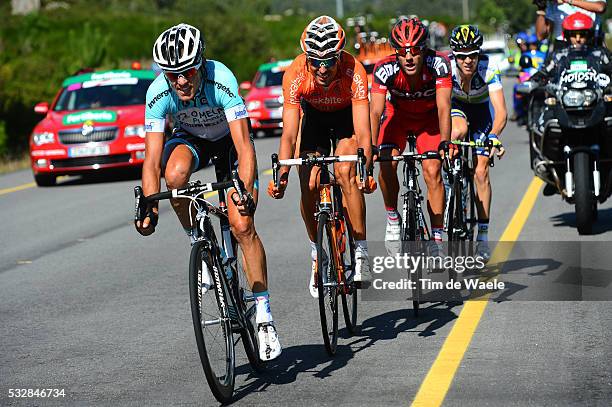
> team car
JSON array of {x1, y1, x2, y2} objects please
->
[
  {"x1": 240, "y1": 59, "x2": 292, "y2": 137},
  {"x1": 29, "y1": 69, "x2": 155, "y2": 186}
]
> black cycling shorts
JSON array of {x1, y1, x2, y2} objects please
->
[
  {"x1": 162, "y1": 130, "x2": 257, "y2": 188},
  {"x1": 299, "y1": 101, "x2": 354, "y2": 156}
]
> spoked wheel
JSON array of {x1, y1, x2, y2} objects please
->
[
  {"x1": 402, "y1": 192, "x2": 421, "y2": 317},
  {"x1": 232, "y1": 242, "x2": 265, "y2": 372},
  {"x1": 189, "y1": 241, "x2": 235, "y2": 404},
  {"x1": 339, "y1": 219, "x2": 358, "y2": 334},
  {"x1": 316, "y1": 212, "x2": 339, "y2": 355}
]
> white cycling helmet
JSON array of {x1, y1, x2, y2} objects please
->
[
  {"x1": 153, "y1": 23, "x2": 204, "y2": 72},
  {"x1": 300, "y1": 15, "x2": 346, "y2": 60}
]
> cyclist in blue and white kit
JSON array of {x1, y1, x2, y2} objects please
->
[
  {"x1": 448, "y1": 25, "x2": 507, "y2": 261},
  {"x1": 134, "y1": 24, "x2": 281, "y2": 361}
]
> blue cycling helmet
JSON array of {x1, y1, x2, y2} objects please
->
[
  {"x1": 526, "y1": 34, "x2": 538, "y2": 45},
  {"x1": 516, "y1": 32, "x2": 529, "y2": 45}
]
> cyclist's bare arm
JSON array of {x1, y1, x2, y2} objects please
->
[
  {"x1": 352, "y1": 101, "x2": 373, "y2": 168},
  {"x1": 228, "y1": 117, "x2": 256, "y2": 193},
  {"x1": 490, "y1": 89, "x2": 508, "y2": 137},
  {"x1": 436, "y1": 87, "x2": 452, "y2": 143},
  {"x1": 277, "y1": 107, "x2": 301, "y2": 176},
  {"x1": 369, "y1": 91, "x2": 386, "y2": 151},
  {"x1": 138, "y1": 131, "x2": 164, "y2": 231},
  {"x1": 570, "y1": 0, "x2": 606, "y2": 13}
]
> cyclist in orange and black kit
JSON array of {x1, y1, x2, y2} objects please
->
[
  {"x1": 268, "y1": 16, "x2": 376, "y2": 298},
  {"x1": 370, "y1": 18, "x2": 453, "y2": 250}
]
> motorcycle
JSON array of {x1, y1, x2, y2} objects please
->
[{"x1": 518, "y1": 46, "x2": 612, "y2": 234}]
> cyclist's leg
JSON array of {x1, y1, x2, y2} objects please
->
[
  {"x1": 377, "y1": 113, "x2": 408, "y2": 239},
  {"x1": 162, "y1": 130, "x2": 209, "y2": 233},
  {"x1": 416, "y1": 116, "x2": 444, "y2": 241},
  {"x1": 298, "y1": 104, "x2": 330, "y2": 295},
  {"x1": 217, "y1": 135, "x2": 281, "y2": 360},
  {"x1": 467, "y1": 102, "x2": 494, "y2": 257}
]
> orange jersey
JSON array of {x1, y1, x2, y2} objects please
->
[{"x1": 282, "y1": 51, "x2": 369, "y2": 112}]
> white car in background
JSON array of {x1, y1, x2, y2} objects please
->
[{"x1": 481, "y1": 39, "x2": 511, "y2": 75}]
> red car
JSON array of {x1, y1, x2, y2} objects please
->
[
  {"x1": 29, "y1": 69, "x2": 156, "y2": 186},
  {"x1": 241, "y1": 59, "x2": 292, "y2": 138}
]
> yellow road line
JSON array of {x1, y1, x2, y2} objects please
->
[
  {"x1": 0, "y1": 182, "x2": 36, "y2": 196},
  {"x1": 411, "y1": 177, "x2": 544, "y2": 407}
]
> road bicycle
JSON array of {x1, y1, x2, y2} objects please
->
[
  {"x1": 376, "y1": 134, "x2": 440, "y2": 316},
  {"x1": 134, "y1": 171, "x2": 262, "y2": 404},
  {"x1": 271, "y1": 149, "x2": 365, "y2": 355}
]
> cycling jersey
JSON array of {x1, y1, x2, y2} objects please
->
[
  {"x1": 371, "y1": 49, "x2": 453, "y2": 115},
  {"x1": 282, "y1": 50, "x2": 368, "y2": 112},
  {"x1": 546, "y1": 0, "x2": 607, "y2": 40},
  {"x1": 450, "y1": 54, "x2": 502, "y2": 105},
  {"x1": 145, "y1": 59, "x2": 248, "y2": 142},
  {"x1": 372, "y1": 50, "x2": 452, "y2": 153}
]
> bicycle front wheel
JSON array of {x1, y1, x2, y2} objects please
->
[
  {"x1": 189, "y1": 241, "x2": 235, "y2": 403},
  {"x1": 317, "y1": 212, "x2": 339, "y2": 356},
  {"x1": 339, "y1": 219, "x2": 358, "y2": 334}
]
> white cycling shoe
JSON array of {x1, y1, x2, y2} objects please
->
[
  {"x1": 309, "y1": 250, "x2": 328, "y2": 298},
  {"x1": 257, "y1": 322, "x2": 282, "y2": 361},
  {"x1": 476, "y1": 241, "x2": 492, "y2": 264},
  {"x1": 385, "y1": 220, "x2": 401, "y2": 242},
  {"x1": 354, "y1": 252, "x2": 372, "y2": 283}
]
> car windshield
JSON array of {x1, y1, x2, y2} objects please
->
[
  {"x1": 254, "y1": 70, "x2": 284, "y2": 88},
  {"x1": 54, "y1": 80, "x2": 153, "y2": 111}
]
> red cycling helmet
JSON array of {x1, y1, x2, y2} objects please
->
[
  {"x1": 562, "y1": 12, "x2": 594, "y2": 38},
  {"x1": 389, "y1": 17, "x2": 428, "y2": 49}
]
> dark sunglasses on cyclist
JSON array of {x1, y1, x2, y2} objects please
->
[
  {"x1": 396, "y1": 45, "x2": 425, "y2": 57},
  {"x1": 308, "y1": 57, "x2": 339, "y2": 69},
  {"x1": 569, "y1": 30, "x2": 591, "y2": 38},
  {"x1": 454, "y1": 50, "x2": 480, "y2": 60},
  {"x1": 164, "y1": 64, "x2": 201, "y2": 82}
]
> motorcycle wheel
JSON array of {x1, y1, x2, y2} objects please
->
[{"x1": 574, "y1": 152, "x2": 595, "y2": 235}]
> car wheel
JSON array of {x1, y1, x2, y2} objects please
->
[{"x1": 34, "y1": 173, "x2": 56, "y2": 187}]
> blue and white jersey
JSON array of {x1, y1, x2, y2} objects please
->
[
  {"x1": 145, "y1": 59, "x2": 248, "y2": 141},
  {"x1": 450, "y1": 54, "x2": 503, "y2": 104}
]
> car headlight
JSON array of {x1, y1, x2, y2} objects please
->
[
  {"x1": 247, "y1": 100, "x2": 261, "y2": 111},
  {"x1": 583, "y1": 89, "x2": 597, "y2": 106},
  {"x1": 32, "y1": 131, "x2": 55, "y2": 146},
  {"x1": 124, "y1": 125, "x2": 146, "y2": 138},
  {"x1": 563, "y1": 90, "x2": 585, "y2": 107}
]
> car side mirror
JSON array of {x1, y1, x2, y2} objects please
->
[
  {"x1": 240, "y1": 81, "x2": 252, "y2": 92},
  {"x1": 34, "y1": 102, "x2": 49, "y2": 115}
]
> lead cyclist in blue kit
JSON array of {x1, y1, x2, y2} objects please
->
[
  {"x1": 448, "y1": 25, "x2": 507, "y2": 261},
  {"x1": 134, "y1": 23, "x2": 281, "y2": 361}
]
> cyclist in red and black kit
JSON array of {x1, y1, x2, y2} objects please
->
[{"x1": 370, "y1": 17, "x2": 453, "y2": 247}]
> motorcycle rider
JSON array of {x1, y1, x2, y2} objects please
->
[{"x1": 533, "y1": 12, "x2": 612, "y2": 195}]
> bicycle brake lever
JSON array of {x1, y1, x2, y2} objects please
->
[{"x1": 271, "y1": 153, "x2": 279, "y2": 188}]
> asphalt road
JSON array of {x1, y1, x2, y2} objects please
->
[{"x1": 1, "y1": 80, "x2": 611, "y2": 406}]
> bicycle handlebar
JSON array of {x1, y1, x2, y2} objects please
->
[
  {"x1": 271, "y1": 149, "x2": 366, "y2": 187},
  {"x1": 450, "y1": 139, "x2": 502, "y2": 168},
  {"x1": 375, "y1": 151, "x2": 441, "y2": 162},
  {"x1": 134, "y1": 171, "x2": 245, "y2": 223}
]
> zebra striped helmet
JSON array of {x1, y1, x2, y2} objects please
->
[{"x1": 300, "y1": 16, "x2": 346, "y2": 60}]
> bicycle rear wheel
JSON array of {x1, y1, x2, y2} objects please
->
[
  {"x1": 189, "y1": 241, "x2": 235, "y2": 403},
  {"x1": 339, "y1": 218, "x2": 358, "y2": 334},
  {"x1": 232, "y1": 242, "x2": 265, "y2": 372},
  {"x1": 317, "y1": 212, "x2": 339, "y2": 355}
]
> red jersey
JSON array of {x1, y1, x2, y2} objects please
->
[
  {"x1": 371, "y1": 49, "x2": 452, "y2": 115},
  {"x1": 282, "y1": 51, "x2": 369, "y2": 112}
]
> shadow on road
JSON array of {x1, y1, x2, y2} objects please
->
[{"x1": 549, "y1": 207, "x2": 612, "y2": 235}]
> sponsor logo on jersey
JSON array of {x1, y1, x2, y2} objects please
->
[
  {"x1": 391, "y1": 88, "x2": 436, "y2": 99},
  {"x1": 234, "y1": 105, "x2": 248, "y2": 120},
  {"x1": 375, "y1": 63, "x2": 400, "y2": 84},
  {"x1": 147, "y1": 89, "x2": 171, "y2": 109},
  {"x1": 205, "y1": 79, "x2": 236, "y2": 98}
]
